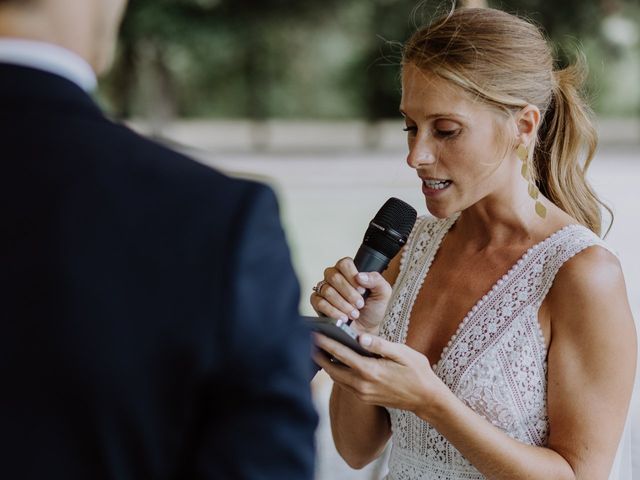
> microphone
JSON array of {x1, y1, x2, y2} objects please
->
[
  {"x1": 352, "y1": 197, "x2": 418, "y2": 299},
  {"x1": 308, "y1": 198, "x2": 417, "y2": 378}
]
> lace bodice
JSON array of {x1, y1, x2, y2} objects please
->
[{"x1": 380, "y1": 214, "x2": 612, "y2": 480}]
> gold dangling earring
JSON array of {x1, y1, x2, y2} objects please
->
[{"x1": 517, "y1": 144, "x2": 546, "y2": 219}]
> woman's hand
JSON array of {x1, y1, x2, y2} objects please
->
[
  {"x1": 313, "y1": 332, "x2": 448, "y2": 419},
  {"x1": 310, "y1": 257, "x2": 392, "y2": 335}
]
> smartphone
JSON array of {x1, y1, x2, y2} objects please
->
[{"x1": 303, "y1": 316, "x2": 381, "y2": 359}]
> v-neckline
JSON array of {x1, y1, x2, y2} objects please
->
[{"x1": 404, "y1": 216, "x2": 580, "y2": 373}]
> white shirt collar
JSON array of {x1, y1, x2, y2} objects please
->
[{"x1": 0, "y1": 38, "x2": 97, "y2": 92}]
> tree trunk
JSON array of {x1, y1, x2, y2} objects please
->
[{"x1": 140, "y1": 40, "x2": 178, "y2": 137}]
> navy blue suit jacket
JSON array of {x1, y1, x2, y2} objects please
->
[{"x1": 0, "y1": 64, "x2": 317, "y2": 479}]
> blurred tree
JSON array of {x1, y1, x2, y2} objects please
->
[
  {"x1": 494, "y1": 0, "x2": 603, "y2": 37},
  {"x1": 100, "y1": 0, "x2": 639, "y2": 129},
  {"x1": 103, "y1": 0, "x2": 347, "y2": 126},
  {"x1": 493, "y1": 0, "x2": 604, "y2": 65},
  {"x1": 494, "y1": 0, "x2": 639, "y2": 118},
  {"x1": 350, "y1": 0, "x2": 419, "y2": 148}
]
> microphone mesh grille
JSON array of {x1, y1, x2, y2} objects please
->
[
  {"x1": 363, "y1": 198, "x2": 417, "y2": 259},
  {"x1": 372, "y1": 198, "x2": 417, "y2": 239}
]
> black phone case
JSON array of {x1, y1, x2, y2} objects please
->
[{"x1": 303, "y1": 316, "x2": 381, "y2": 358}]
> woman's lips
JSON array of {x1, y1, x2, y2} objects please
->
[{"x1": 422, "y1": 179, "x2": 453, "y2": 197}]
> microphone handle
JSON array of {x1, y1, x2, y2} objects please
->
[
  {"x1": 353, "y1": 244, "x2": 391, "y2": 273},
  {"x1": 346, "y1": 245, "x2": 391, "y2": 323}
]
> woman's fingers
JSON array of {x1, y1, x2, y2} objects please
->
[
  {"x1": 310, "y1": 258, "x2": 366, "y2": 320},
  {"x1": 335, "y1": 257, "x2": 367, "y2": 294},
  {"x1": 358, "y1": 334, "x2": 408, "y2": 363},
  {"x1": 355, "y1": 272, "x2": 392, "y2": 301},
  {"x1": 309, "y1": 258, "x2": 393, "y2": 328},
  {"x1": 332, "y1": 258, "x2": 367, "y2": 305},
  {"x1": 313, "y1": 334, "x2": 391, "y2": 404},
  {"x1": 313, "y1": 348, "x2": 362, "y2": 397},
  {"x1": 314, "y1": 333, "x2": 370, "y2": 371},
  {"x1": 310, "y1": 293, "x2": 349, "y2": 321},
  {"x1": 323, "y1": 283, "x2": 363, "y2": 319},
  {"x1": 312, "y1": 344, "x2": 358, "y2": 384}
]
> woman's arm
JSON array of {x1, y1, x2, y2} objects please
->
[
  {"x1": 329, "y1": 385, "x2": 391, "y2": 469},
  {"x1": 544, "y1": 247, "x2": 636, "y2": 478},
  {"x1": 316, "y1": 246, "x2": 636, "y2": 479},
  {"x1": 312, "y1": 254, "x2": 402, "y2": 468}
]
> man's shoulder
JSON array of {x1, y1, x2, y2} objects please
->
[
  {"x1": 103, "y1": 121, "x2": 226, "y2": 181},
  {"x1": 57, "y1": 118, "x2": 280, "y2": 236},
  {"x1": 95, "y1": 119, "x2": 270, "y2": 204}
]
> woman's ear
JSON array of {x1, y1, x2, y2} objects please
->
[{"x1": 515, "y1": 104, "x2": 541, "y2": 146}]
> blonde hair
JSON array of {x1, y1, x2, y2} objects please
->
[{"x1": 403, "y1": 7, "x2": 611, "y2": 236}]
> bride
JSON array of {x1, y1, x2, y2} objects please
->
[{"x1": 311, "y1": 7, "x2": 636, "y2": 480}]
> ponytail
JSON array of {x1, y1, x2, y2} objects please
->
[
  {"x1": 534, "y1": 57, "x2": 612, "y2": 237},
  {"x1": 402, "y1": 8, "x2": 612, "y2": 236}
]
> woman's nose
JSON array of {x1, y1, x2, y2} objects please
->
[{"x1": 406, "y1": 141, "x2": 437, "y2": 169}]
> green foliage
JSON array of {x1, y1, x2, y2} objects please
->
[{"x1": 99, "y1": 0, "x2": 640, "y2": 120}]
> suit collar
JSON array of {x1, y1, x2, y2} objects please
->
[
  {"x1": 0, "y1": 39, "x2": 97, "y2": 92},
  {"x1": 0, "y1": 63, "x2": 103, "y2": 117}
]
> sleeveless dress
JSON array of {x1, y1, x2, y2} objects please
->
[{"x1": 379, "y1": 214, "x2": 613, "y2": 480}]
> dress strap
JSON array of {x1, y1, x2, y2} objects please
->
[
  {"x1": 398, "y1": 215, "x2": 435, "y2": 275},
  {"x1": 531, "y1": 225, "x2": 614, "y2": 308}
]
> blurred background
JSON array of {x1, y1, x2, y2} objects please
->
[{"x1": 100, "y1": 0, "x2": 638, "y2": 478}]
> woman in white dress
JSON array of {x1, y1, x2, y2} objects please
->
[{"x1": 311, "y1": 7, "x2": 636, "y2": 480}]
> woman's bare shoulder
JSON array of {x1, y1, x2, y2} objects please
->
[
  {"x1": 552, "y1": 244, "x2": 623, "y2": 299},
  {"x1": 548, "y1": 243, "x2": 634, "y2": 340}
]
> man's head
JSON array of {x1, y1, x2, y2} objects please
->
[{"x1": 0, "y1": 0, "x2": 128, "y2": 75}]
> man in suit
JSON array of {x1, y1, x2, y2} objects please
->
[{"x1": 0, "y1": 0, "x2": 317, "y2": 478}]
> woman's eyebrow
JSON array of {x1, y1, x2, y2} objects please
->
[{"x1": 399, "y1": 108, "x2": 469, "y2": 120}]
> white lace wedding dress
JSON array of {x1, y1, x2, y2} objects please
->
[{"x1": 379, "y1": 214, "x2": 620, "y2": 480}]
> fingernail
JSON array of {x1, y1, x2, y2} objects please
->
[
  {"x1": 351, "y1": 309, "x2": 359, "y2": 319},
  {"x1": 357, "y1": 287, "x2": 366, "y2": 295},
  {"x1": 360, "y1": 334, "x2": 372, "y2": 347},
  {"x1": 358, "y1": 273, "x2": 369, "y2": 283},
  {"x1": 336, "y1": 316, "x2": 348, "y2": 325},
  {"x1": 356, "y1": 298, "x2": 365, "y2": 309}
]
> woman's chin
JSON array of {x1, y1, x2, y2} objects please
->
[{"x1": 425, "y1": 203, "x2": 457, "y2": 219}]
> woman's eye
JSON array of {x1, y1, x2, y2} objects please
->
[
  {"x1": 403, "y1": 125, "x2": 460, "y2": 139},
  {"x1": 434, "y1": 120, "x2": 462, "y2": 139},
  {"x1": 435, "y1": 129, "x2": 460, "y2": 138}
]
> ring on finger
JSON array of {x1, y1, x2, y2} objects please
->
[{"x1": 312, "y1": 280, "x2": 328, "y2": 296}]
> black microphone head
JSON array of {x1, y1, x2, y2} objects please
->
[{"x1": 362, "y1": 198, "x2": 417, "y2": 259}]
